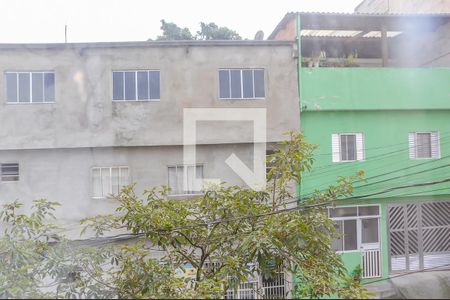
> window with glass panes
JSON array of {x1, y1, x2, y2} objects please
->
[
  {"x1": 1, "y1": 163, "x2": 19, "y2": 182},
  {"x1": 6, "y1": 72, "x2": 55, "y2": 103},
  {"x1": 92, "y1": 167, "x2": 129, "y2": 198},
  {"x1": 328, "y1": 205, "x2": 380, "y2": 252},
  {"x1": 340, "y1": 134, "x2": 357, "y2": 161},
  {"x1": 219, "y1": 69, "x2": 265, "y2": 99},
  {"x1": 168, "y1": 165, "x2": 204, "y2": 195},
  {"x1": 112, "y1": 70, "x2": 160, "y2": 101}
]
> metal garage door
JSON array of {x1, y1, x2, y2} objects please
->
[{"x1": 388, "y1": 201, "x2": 450, "y2": 273}]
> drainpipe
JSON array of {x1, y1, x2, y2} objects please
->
[{"x1": 296, "y1": 13, "x2": 304, "y2": 202}]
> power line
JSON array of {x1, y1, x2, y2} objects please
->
[
  {"x1": 307, "y1": 136, "x2": 450, "y2": 177},
  {"x1": 300, "y1": 156, "x2": 450, "y2": 199},
  {"x1": 346, "y1": 178, "x2": 450, "y2": 200},
  {"x1": 313, "y1": 130, "x2": 450, "y2": 157},
  {"x1": 284, "y1": 177, "x2": 450, "y2": 207},
  {"x1": 74, "y1": 178, "x2": 450, "y2": 241}
]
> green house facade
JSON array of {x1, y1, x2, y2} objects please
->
[
  {"x1": 270, "y1": 12, "x2": 450, "y2": 289},
  {"x1": 300, "y1": 68, "x2": 450, "y2": 281}
]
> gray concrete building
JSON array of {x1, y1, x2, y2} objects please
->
[{"x1": 0, "y1": 41, "x2": 300, "y2": 233}]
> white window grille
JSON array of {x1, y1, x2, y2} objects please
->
[
  {"x1": 331, "y1": 133, "x2": 364, "y2": 162},
  {"x1": 92, "y1": 166, "x2": 129, "y2": 199},
  {"x1": 226, "y1": 271, "x2": 287, "y2": 299},
  {"x1": 168, "y1": 165, "x2": 204, "y2": 195},
  {"x1": 408, "y1": 131, "x2": 440, "y2": 159},
  {"x1": 1, "y1": 163, "x2": 19, "y2": 182}
]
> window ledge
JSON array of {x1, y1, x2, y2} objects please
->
[
  {"x1": 112, "y1": 99, "x2": 160, "y2": 102},
  {"x1": 219, "y1": 98, "x2": 266, "y2": 101},
  {"x1": 334, "y1": 159, "x2": 365, "y2": 163},
  {"x1": 336, "y1": 250, "x2": 361, "y2": 254},
  {"x1": 6, "y1": 102, "x2": 56, "y2": 105}
]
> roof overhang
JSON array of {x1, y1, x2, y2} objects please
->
[{"x1": 268, "y1": 12, "x2": 450, "y2": 40}]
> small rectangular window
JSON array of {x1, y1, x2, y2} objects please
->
[
  {"x1": 6, "y1": 73, "x2": 17, "y2": 103},
  {"x1": 44, "y1": 73, "x2": 55, "y2": 102},
  {"x1": 124, "y1": 72, "x2": 136, "y2": 100},
  {"x1": 362, "y1": 218, "x2": 379, "y2": 244},
  {"x1": 332, "y1": 133, "x2": 364, "y2": 162},
  {"x1": 113, "y1": 72, "x2": 124, "y2": 100},
  {"x1": 168, "y1": 165, "x2": 204, "y2": 195},
  {"x1": 254, "y1": 69, "x2": 265, "y2": 98},
  {"x1": 340, "y1": 134, "x2": 357, "y2": 161},
  {"x1": 242, "y1": 70, "x2": 254, "y2": 98},
  {"x1": 137, "y1": 71, "x2": 149, "y2": 100},
  {"x1": 343, "y1": 219, "x2": 357, "y2": 251},
  {"x1": 32, "y1": 73, "x2": 44, "y2": 102},
  {"x1": 113, "y1": 70, "x2": 160, "y2": 101},
  {"x1": 219, "y1": 70, "x2": 230, "y2": 98},
  {"x1": 416, "y1": 132, "x2": 432, "y2": 158},
  {"x1": 330, "y1": 205, "x2": 381, "y2": 253},
  {"x1": 409, "y1": 131, "x2": 440, "y2": 160},
  {"x1": 1, "y1": 163, "x2": 19, "y2": 182},
  {"x1": 149, "y1": 71, "x2": 160, "y2": 100},
  {"x1": 329, "y1": 207, "x2": 357, "y2": 218},
  {"x1": 332, "y1": 221, "x2": 344, "y2": 251},
  {"x1": 92, "y1": 167, "x2": 129, "y2": 198},
  {"x1": 219, "y1": 68, "x2": 265, "y2": 99},
  {"x1": 5, "y1": 72, "x2": 55, "y2": 103},
  {"x1": 18, "y1": 73, "x2": 31, "y2": 103},
  {"x1": 358, "y1": 206, "x2": 380, "y2": 216},
  {"x1": 230, "y1": 70, "x2": 242, "y2": 99}
]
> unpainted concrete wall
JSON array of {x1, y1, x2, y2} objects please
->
[
  {"x1": 0, "y1": 43, "x2": 299, "y2": 150},
  {"x1": 0, "y1": 143, "x2": 256, "y2": 223}
]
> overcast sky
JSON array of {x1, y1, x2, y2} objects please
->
[{"x1": 0, "y1": 0, "x2": 362, "y2": 43}]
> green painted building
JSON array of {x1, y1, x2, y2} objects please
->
[{"x1": 270, "y1": 12, "x2": 450, "y2": 287}]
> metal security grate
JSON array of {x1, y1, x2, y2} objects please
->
[
  {"x1": 388, "y1": 201, "x2": 450, "y2": 273},
  {"x1": 362, "y1": 249, "x2": 381, "y2": 278}
]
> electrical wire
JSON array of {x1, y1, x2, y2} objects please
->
[
  {"x1": 307, "y1": 136, "x2": 450, "y2": 178},
  {"x1": 72, "y1": 178, "x2": 450, "y2": 242},
  {"x1": 300, "y1": 156, "x2": 450, "y2": 199}
]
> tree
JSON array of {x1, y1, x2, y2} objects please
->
[
  {"x1": 1, "y1": 132, "x2": 371, "y2": 298},
  {"x1": 154, "y1": 20, "x2": 242, "y2": 41},
  {"x1": 196, "y1": 22, "x2": 242, "y2": 40},
  {"x1": 82, "y1": 132, "x2": 370, "y2": 299},
  {"x1": 156, "y1": 19, "x2": 194, "y2": 40},
  {"x1": 0, "y1": 200, "x2": 217, "y2": 299}
]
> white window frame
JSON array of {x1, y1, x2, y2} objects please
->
[
  {"x1": 409, "y1": 131, "x2": 440, "y2": 160},
  {"x1": 167, "y1": 164, "x2": 204, "y2": 196},
  {"x1": 0, "y1": 163, "x2": 20, "y2": 183},
  {"x1": 5, "y1": 71, "x2": 55, "y2": 104},
  {"x1": 218, "y1": 68, "x2": 266, "y2": 100},
  {"x1": 328, "y1": 204, "x2": 381, "y2": 254},
  {"x1": 112, "y1": 70, "x2": 160, "y2": 102},
  {"x1": 91, "y1": 166, "x2": 130, "y2": 199},
  {"x1": 332, "y1": 133, "x2": 364, "y2": 163}
]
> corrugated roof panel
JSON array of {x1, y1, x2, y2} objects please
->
[{"x1": 301, "y1": 29, "x2": 362, "y2": 38}]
